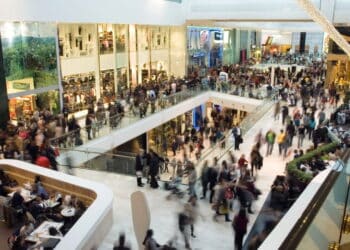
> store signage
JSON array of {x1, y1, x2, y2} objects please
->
[
  {"x1": 13, "y1": 81, "x2": 30, "y2": 90},
  {"x1": 214, "y1": 32, "x2": 223, "y2": 41},
  {"x1": 6, "y1": 77, "x2": 34, "y2": 94},
  {"x1": 192, "y1": 51, "x2": 206, "y2": 57}
]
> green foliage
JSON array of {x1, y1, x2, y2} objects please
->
[
  {"x1": 286, "y1": 142, "x2": 339, "y2": 183},
  {"x1": 2, "y1": 36, "x2": 57, "y2": 87}
]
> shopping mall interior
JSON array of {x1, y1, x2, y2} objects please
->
[{"x1": 1, "y1": 0, "x2": 350, "y2": 249}]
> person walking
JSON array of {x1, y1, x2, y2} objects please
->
[
  {"x1": 232, "y1": 208, "x2": 249, "y2": 250},
  {"x1": 143, "y1": 229, "x2": 161, "y2": 250},
  {"x1": 273, "y1": 101, "x2": 281, "y2": 121},
  {"x1": 232, "y1": 125, "x2": 242, "y2": 151},
  {"x1": 113, "y1": 233, "x2": 131, "y2": 250},
  {"x1": 178, "y1": 208, "x2": 192, "y2": 249},
  {"x1": 265, "y1": 129, "x2": 276, "y2": 156},
  {"x1": 149, "y1": 150, "x2": 161, "y2": 189},
  {"x1": 208, "y1": 158, "x2": 219, "y2": 204},
  {"x1": 297, "y1": 124, "x2": 306, "y2": 148},
  {"x1": 250, "y1": 146, "x2": 262, "y2": 177},
  {"x1": 188, "y1": 163, "x2": 197, "y2": 197},
  {"x1": 281, "y1": 105, "x2": 289, "y2": 125},
  {"x1": 200, "y1": 160, "x2": 209, "y2": 199},
  {"x1": 135, "y1": 149, "x2": 145, "y2": 187},
  {"x1": 286, "y1": 120, "x2": 296, "y2": 147},
  {"x1": 277, "y1": 129, "x2": 287, "y2": 158}
]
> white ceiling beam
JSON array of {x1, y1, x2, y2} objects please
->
[{"x1": 297, "y1": 0, "x2": 350, "y2": 57}]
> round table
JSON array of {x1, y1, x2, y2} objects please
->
[{"x1": 61, "y1": 207, "x2": 76, "y2": 217}]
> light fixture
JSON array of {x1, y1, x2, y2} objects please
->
[{"x1": 297, "y1": 0, "x2": 350, "y2": 57}]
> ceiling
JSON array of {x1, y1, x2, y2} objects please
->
[{"x1": 185, "y1": 0, "x2": 350, "y2": 32}]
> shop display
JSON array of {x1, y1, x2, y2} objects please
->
[
  {"x1": 115, "y1": 24, "x2": 128, "y2": 53},
  {"x1": 8, "y1": 96, "x2": 35, "y2": 121},
  {"x1": 187, "y1": 27, "x2": 223, "y2": 75},
  {"x1": 99, "y1": 24, "x2": 114, "y2": 54},
  {"x1": 58, "y1": 24, "x2": 96, "y2": 58},
  {"x1": 62, "y1": 72, "x2": 96, "y2": 113},
  {"x1": 100, "y1": 70, "x2": 115, "y2": 103}
]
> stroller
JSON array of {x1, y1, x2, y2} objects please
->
[{"x1": 164, "y1": 177, "x2": 184, "y2": 200}]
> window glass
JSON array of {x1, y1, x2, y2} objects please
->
[{"x1": 1, "y1": 22, "x2": 58, "y2": 92}]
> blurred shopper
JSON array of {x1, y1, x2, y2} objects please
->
[
  {"x1": 233, "y1": 208, "x2": 249, "y2": 250},
  {"x1": 113, "y1": 233, "x2": 131, "y2": 250}
]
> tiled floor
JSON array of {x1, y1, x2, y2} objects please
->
[{"x1": 68, "y1": 101, "x2": 336, "y2": 250}]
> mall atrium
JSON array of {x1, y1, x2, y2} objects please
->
[{"x1": 0, "y1": 0, "x2": 350, "y2": 249}]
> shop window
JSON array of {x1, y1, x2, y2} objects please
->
[
  {"x1": 116, "y1": 68, "x2": 128, "y2": 93},
  {"x1": 98, "y1": 24, "x2": 114, "y2": 54},
  {"x1": 36, "y1": 90, "x2": 60, "y2": 114},
  {"x1": 62, "y1": 72, "x2": 96, "y2": 114},
  {"x1": 58, "y1": 24, "x2": 96, "y2": 58},
  {"x1": 115, "y1": 24, "x2": 127, "y2": 53},
  {"x1": 1, "y1": 22, "x2": 58, "y2": 92},
  {"x1": 8, "y1": 96, "x2": 35, "y2": 122},
  {"x1": 100, "y1": 69, "x2": 115, "y2": 103}
]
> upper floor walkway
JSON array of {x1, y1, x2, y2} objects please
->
[{"x1": 56, "y1": 87, "x2": 269, "y2": 166}]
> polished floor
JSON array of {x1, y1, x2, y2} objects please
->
[{"x1": 70, "y1": 102, "x2": 334, "y2": 250}]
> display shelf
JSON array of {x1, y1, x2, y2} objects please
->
[{"x1": 62, "y1": 72, "x2": 96, "y2": 113}]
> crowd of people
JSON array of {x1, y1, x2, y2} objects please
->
[
  {"x1": 0, "y1": 171, "x2": 87, "y2": 250},
  {"x1": 0, "y1": 51, "x2": 344, "y2": 249},
  {"x1": 128, "y1": 55, "x2": 344, "y2": 250}
]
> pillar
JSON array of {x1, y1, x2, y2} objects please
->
[{"x1": 0, "y1": 33, "x2": 10, "y2": 129}]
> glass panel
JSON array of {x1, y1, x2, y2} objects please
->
[
  {"x1": 98, "y1": 24, "x2": 114, "y2": 54},
  {"x1": 51, "y1": 85, "x2": 276, "y2": 153},
  {"x1": 62, "y1": 72, "x2": 96, "y2": 114},
  {"x1": 36, "y1": 90, "x2": 60, "y2": 114},
  {"x1": 115, "y1": 24, "x2": 127, "y2": 53},
  {"x1": 58, "y1": 24, "x2": 96, "y2": 58},
  {"x1": 296, "y1": 166, "x2": 348, "y2": 250},
  {"x1": 137, "y1": 25, "x2": 150, "y2": 83},
  {"x1": 1, "y1": 22, "x2": 58, "y2": 92},
  {"x1": 100, "y1": 69, "x2": 115, "y2": 103},
  {"x1": 8, "y1": 89, "x2": 59, "y2": 122},
  {"x1": 115, "y1": 24, "x2": 129, "y2": 94},
  {"x1": 50, "y1": 85, "x2": 208, "y2": 147},
  {"x1": 150, "y1": 26, "x2": 170, "y2": 83}
]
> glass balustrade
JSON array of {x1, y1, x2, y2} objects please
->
[
  {"x1": 295, "y1": 164, "x2": 348, "y2": 250},
  {"x1": 51, "y1": 84, "x2": 275, "y2": 150},
  {"x1": 58, "y1": 89, "x2": 277, "y2": 179}
]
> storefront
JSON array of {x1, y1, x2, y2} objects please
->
[
  {"x1": 0, "y1": 21, "x2": 186, "y2": 126},
  {"x1": 187, "y1": 26, "x2": 224, "y2": 75}
]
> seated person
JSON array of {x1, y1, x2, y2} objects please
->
[
  {"x1": 10, "y1": 190, "x2": 24, "y2": 209},
  {"x1": 293, "y1": 149, "x2": 300, "y2": 159},
  {"x1": 61, "y1": 195, "x2": 72, "y2": 208},
  {"x1": 0, "y1": 169, "x2": 11, "y2": 186},
  {"x1": 28, "y1": 197, "x2": 45, "y2": 219},
  {"x1": 72, "y1": 200, "x2": 86, "y2": 223},
  {"x1": 29, "y1": 227, "x2": 62, "y2": 250},
  {"x1": 48, "y1": 226, "x2": 63, "y2": 237},
  {"x1": 32, "y1": 181, "x2": 49, "y2": 200},
  {"x1": 271, "y1": 176, "x2": 289, "y2": 207},
  {"x1": 314, "y1": 157, "x2": 326, "y2": 171},
  {"x1": 19, "y1": 219, "x2": 35, "y2": 237}
]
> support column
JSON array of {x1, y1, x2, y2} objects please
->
[
  {"x1": 0, "y1": 33, "x2": 9, "y2": 129},
  {"x1": 271, "y1": 66, "x2": 275, "y2": 86}
]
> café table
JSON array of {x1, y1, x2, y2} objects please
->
[
  {"x1": 26, "y1": 220, "x2": 64, "y2": 243},
  {"x1": 41, "y1": 199, "x2": 60, "y2": 209},
  {"x1": 8, "y1": 188, "x2": 36, "y2": 203},
  {"x1": 61, "y1": 207, "x2": 76, "y2": 217}
]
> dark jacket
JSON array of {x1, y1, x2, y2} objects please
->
[{"x1": 135, "y1": 154, "x2": 144, "y2": 171}]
